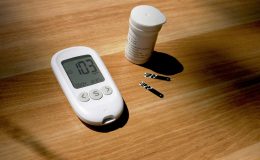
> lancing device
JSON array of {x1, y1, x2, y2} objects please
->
[
  {"x1": 139, "y1": 81, "x2": 164, "y2": 98},
  {"x1": 51, "y1": 46, "x2": 124, "y2": 126}
]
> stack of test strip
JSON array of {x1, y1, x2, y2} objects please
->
[{"x1": 139, "y1": 73, "x2": 171, "y2": 98}]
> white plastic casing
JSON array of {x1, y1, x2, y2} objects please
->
[
  {"x1": 130, "y1": 5, "x2": 166, "y2": 32},
  {"x1": 51, "y1": 46, "x2": 124, "y2": 126},
  {"x1": 125, "y1": 5, "x2": 166, "y2": 64}
]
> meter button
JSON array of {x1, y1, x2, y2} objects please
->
[
  {"x1": 89, "y1": 89, "x2": 103, "y2": 100},
  {"x1": 79, "y1": 92, "x2": 90, "y2": 102},
  {"x1": 101, "y1": 86, "x2": 113, "y2": 95}
]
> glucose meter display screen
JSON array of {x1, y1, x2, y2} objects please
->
[{"x1": 62, "y1": 55, "x2": 105, "y2": 89}]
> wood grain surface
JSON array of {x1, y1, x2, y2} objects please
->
[{"x1": 0, "y1": 1, "x2": 260, "y2": 160}]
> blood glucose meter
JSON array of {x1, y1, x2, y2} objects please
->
[{"x1": 51, "y1": 46, "x2": 124, "y2": 126}]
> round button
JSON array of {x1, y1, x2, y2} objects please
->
[
  {"x1": 101, "y1": 86, "x2": 113, "y2": 95},
  {"x1": 89, "y1": 89, "x2": 103, "y2": 100},
  {"x1": 79, "y1": 92, "x2": 90, "y2": 102}
]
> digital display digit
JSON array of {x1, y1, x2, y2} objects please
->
[{"x1": 62, "y1": 55, "x2": 105, "y2": 89}]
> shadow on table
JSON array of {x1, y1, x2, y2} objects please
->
[
  {"x1": 0, "y1": 118, "x2": 64, "y2": 160},
  {"x1": 82, "y1": 101, "x2": 129, "y2": 132},
  {"x1": 141, "y1": 51, "x2": 184, "y2": 75},
  {"x1": 204, "y1": 0, "x2": 260, "y2": 25},
  {"x1": 193, "y1": 47, "x2": 260, "y2": 107}
]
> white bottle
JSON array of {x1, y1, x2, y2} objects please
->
[{"x1": 125, "y1": 5, "x2": 166, "y2": 64}]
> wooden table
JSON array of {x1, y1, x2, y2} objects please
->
[{"x1": 0, "y1": 1, "x2": 259, "y2": 159}]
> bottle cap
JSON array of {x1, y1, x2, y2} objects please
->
[{"x1": 130, "y1": 5, "x2": 166, "y2": 32}]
